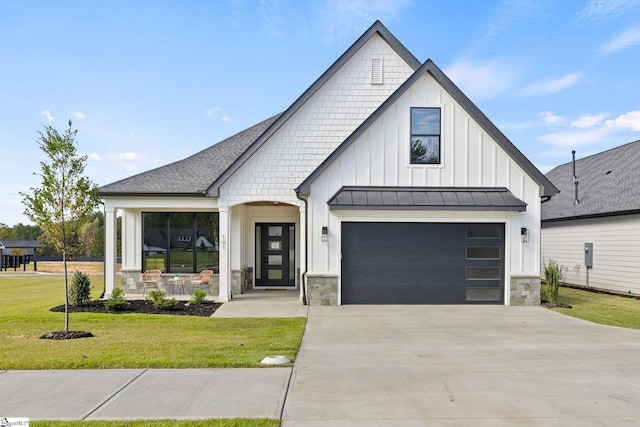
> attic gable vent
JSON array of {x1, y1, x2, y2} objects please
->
[{"x1": 371, "y1": 58, "x2": 383, "y2": 84}]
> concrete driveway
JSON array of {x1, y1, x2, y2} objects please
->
[{"x1": 283, "y1": 305, "x2": 640, "y2": 426}]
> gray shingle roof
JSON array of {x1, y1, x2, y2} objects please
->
[
  {"x1": 328, "y1": 187, "x2": 526, "y2": 211},
  {"x1": 99, "y1": 114, "x2": 281, "y2": 196},
  {"x1": 542, "y1": 140, "x2": 640, "y2": 221}
]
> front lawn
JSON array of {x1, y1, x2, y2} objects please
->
[
  {"x1": 0, "y1": 275, "x2": 306, "y2": 369},
  {"x1": 544, "y1": 285, "x2": 640, "y2": 329}
]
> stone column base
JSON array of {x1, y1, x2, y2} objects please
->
[
  {"x1": 306, "y1": 273, "x2": 338, "y2": 306},
  {"x1": 510, "y1": 275, "x2": 541, "y2": 306}
]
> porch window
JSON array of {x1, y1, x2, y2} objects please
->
[
  {"x1": 410, "y1": 107, "x2": 441, "y2": 164},
  {"x1": 142, "y1": 212, "x2": 219, "y2": 273}
]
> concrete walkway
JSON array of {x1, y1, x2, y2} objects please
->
[{"x1": 1, "y1": 301, "x2": 640, "y2": 425}]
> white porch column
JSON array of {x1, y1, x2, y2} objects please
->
[
  {"x1": 298, "y1": 202, "x2": 307, "y2": 303},
  {"x1": 104, "y1": 204, "x2": 118, "y2": 296},
  {"x1": 218, "y1": 207, "x2": 230, "y2": 302}
]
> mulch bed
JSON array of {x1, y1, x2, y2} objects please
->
[
  {"x1": 43, "y1": 300, "x2": 222, "y2": 340},
  {"x1": 50, "y1": 299, "x2": 222, "y2": 317}
]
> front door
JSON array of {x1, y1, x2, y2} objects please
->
[{"x1": 255, "y1": 223, "x2": 295, "y2": 287}]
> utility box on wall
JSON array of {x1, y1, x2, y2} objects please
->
[{"x1": 584, "y1": 242, "x2": 593, "y2": 268}]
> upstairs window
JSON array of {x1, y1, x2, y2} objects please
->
[{"x1": 410, "y1": 107, "x2": 441, "y2": 164}]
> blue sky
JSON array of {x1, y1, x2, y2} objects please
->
[{"x1": 2, "y1": 0, "x2": 640, "y2": 226}]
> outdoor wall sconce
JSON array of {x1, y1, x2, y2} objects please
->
[
  {"x1": 321, "y1": 226, "x2": 328, "y2": 242},
  {"x1": 520, "y1": 227, "x2": 529, "y2": 243}
]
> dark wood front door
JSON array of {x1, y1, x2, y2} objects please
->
[{"x1": 256, "y1": 223, "x2": 295, "y2": 287}]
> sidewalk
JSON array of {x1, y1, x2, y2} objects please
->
[{"x1": 0, "y1": 368, "x2": 291, "y2": 420}]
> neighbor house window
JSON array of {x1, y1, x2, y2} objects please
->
[
  {"x1": 410, "y1": 107, "x2": 441, "y2": 164},
  {"x1": 142, "y1": 212, "x2": 219, "y2": 274}
]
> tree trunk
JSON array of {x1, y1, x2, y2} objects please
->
[{"x1": 63, "y1": 250, "x2": 69, "y2": 332}]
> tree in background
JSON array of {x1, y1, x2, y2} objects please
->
[
  {"x1": 21, "y1": 120, "x2": 100, "y2": 333},
  {"x1": 0, "y1": 223, "x2": 42, "y2": 240}
]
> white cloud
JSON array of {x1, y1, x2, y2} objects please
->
[
  {"x1": 539, "y1": 126, "x2": 615, "y2": 147},
  {"x1": 604, "y1": 110, "x2": 640, "y2": 131},
  {"x1": 206, "y1": 106, "x2": 223, "y2": 117},
  {"x1": 571, "y1": 114, "x2": 606, "y2": 128},
  {"x1": 540, "y1": 111, "x2": 567, "y2": 125},
  {"x1": 579, "y1": 0, "x2": 636, "y2": 21},
  {"x1": 41, "y1": 110, "x2": 55, "y2": 122},
  {"x1": 539, "y1": 110, "x2": 640, "y2": 155},
  {"x1": 73, "y1": 112, "x2": 86, "y2": 120},
  {"x1": 128, "y1": 132, "x2": 137, "y2": 140},
  {"x1": 521, "y1": 73, "x2": 582, "y2": 96},
  {"x1": 86, "y1": 153, "x2": 101, "y2": 161},
  {"x1": 600, "y1": 26, "x2": 640, "y2": 55},
  {"x1": 107, "y1": 152, "x2": 145, "y2": 161},
  {"x1": 445, "y1": 57, "x2": 519, "y2": 102},
  {"x1": 104, "y1": 152, "x2": 147, "y2": 172},
  {"x1": 221, "y1": 116, "x2": 232, "y2": 122},
  {"x1": 319, "y1": 0, "x2": 411, "y2": 43}
]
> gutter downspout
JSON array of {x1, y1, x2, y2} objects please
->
[
  {"x1": 572, "y1": 150, "x2": 580, "y2": 206},
  {"x1": 295, "y1": 189, "x2": 308, "y2": 305}
]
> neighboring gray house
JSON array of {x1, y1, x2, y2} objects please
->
[
  {"x1": 100, "y1": 21, "x2": 557, "y2": 305},
  {"x1": 541, "y1": 140, "x2": 640, "y2": 295}
]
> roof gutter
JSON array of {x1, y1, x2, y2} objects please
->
[{"x1": 98, "y1": 191, "x2": 208, "y2": 197}]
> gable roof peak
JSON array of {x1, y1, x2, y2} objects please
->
[{"x1": 297, "y1": 57, "x2": 557, "y2": 197}]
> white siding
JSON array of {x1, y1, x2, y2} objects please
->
[
  {"x1": 306, "y1": 70, "x2": 542, "y2": 282},
  {"x1": 219, "y1": 34, "x2": 415, "y2": 207},
  {"x1": 541, "y1": 214, "x2": 640, "y2": 295}
]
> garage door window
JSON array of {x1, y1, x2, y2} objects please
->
[
  {"x1": 466, "y1": 246, "x2": 501, "y2": 259},
  {"x1": 410, "y1": 107, "x2": 441, "y2": 164}
]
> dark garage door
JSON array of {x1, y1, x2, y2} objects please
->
[{"x1": 341, "y1": 222, "x2": 504, "y2": 304}]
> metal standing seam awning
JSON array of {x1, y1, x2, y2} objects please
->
[{"x1": 327, "y1": 187, "x2": 527, "y2": 212}]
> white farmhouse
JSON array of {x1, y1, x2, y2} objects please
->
[{"x1": 100, "y1": 21, "x2": 557, "y2": 305}]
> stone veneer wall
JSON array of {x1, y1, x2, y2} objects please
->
[
  {"x1": 510, "y1": 275, "x2": 541, "y2": 306},
  {"x1": 231, "y1": 267, "x2": 253, "y2": 297},
  {"x1": 306, "y1": 273, "x2": 338, "y2": 306}
]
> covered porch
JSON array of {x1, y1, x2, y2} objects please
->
[{"x1": 103, "y1": 197, "x2": 306, "y2": 303}]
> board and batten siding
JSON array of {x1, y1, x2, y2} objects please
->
[
  {"x1": 307, "y1": 70, "x2": 542, "y2": 278},
  {"x1": 541, "y1": 214, "x2": 640, "y2": 295},
  {"x1": 219, "y1": 34, "x2": 415, "y2": 207}
]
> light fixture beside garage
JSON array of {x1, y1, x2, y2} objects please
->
[
  {"x1": 321, "y1": 226, "x2": 328, "y2": 242},
  {"x1": 520, "y1": 227, "x2": 529, "y2": 243}
]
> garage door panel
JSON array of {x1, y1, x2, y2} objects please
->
[{"x1": 341, "y1": 222, "x2": 504, "y2": 304}]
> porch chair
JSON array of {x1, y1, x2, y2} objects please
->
[
  {"x1": 190, "y1": 270, "x2": 214, "y2": 294},
  {"x1": 141, "y1": 269, "x2": 162, "y2": 295}
]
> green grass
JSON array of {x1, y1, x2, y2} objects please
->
[
  {"x1": 544, "y1": 285, "x2": 640, "y2": 329},
  {"x1": 0, "y1": 275, "x2": 306, "y2": 369},
  {"x1": 33, "y1": 419, "x2": 279, "y2": 427}
]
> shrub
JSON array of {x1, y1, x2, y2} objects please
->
[
  {"x1": 190, "y1": 289, "x2": 207, "y2": 305},
  {"x1": 146, "y1": 289, "x2": 178, "y2": 310},
  {"x1": 544, "y1": 258, "x2": 559, "y2": 303},
  {"x1": 69, "y1": 270, "x2": 91, "y2": 305},
  {"x1": 104, "y1": 287, "x2": 130, "y2": 312}
]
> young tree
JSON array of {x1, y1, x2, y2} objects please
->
[{"x1": 21, "y1": 120, "x2": 100, "y2": 332}]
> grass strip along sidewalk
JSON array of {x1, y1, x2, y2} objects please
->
[
  {"x1": 33, "y1": 420, "x2": 279, "y2": 427},
  {"x1": 0, "y1": 275, "x2": 305, "y2": 369}
]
